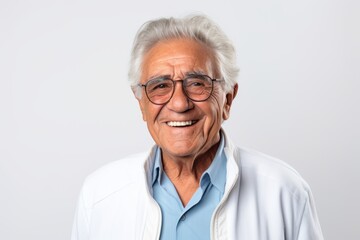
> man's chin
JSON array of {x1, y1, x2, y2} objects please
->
[{"x1": 161, "y1": 145, "x2": 198, "y2": 160}]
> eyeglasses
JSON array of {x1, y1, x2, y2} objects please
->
[{"x1": 139, "y1": 74, "x2": 223, "y2": 105}]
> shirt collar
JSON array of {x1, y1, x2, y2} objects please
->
[{"x1": 151, "y1": 133, "x2": 227, "y2": 194}]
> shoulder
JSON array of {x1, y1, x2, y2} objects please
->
[
  {"x1": 236, "y1": 147, "x2": 311, "y2": 200},
  {"x1": 87, "y1": 152, "x2": 148, "y2": 184},
  {"x1": 80, "y1": 151, "x2": 150, "y2": 206}
]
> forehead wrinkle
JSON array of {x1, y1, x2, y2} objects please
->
[
  {"x1": 148, "y1": 57, "x2": 209, "y2": 80},
  {"x1": 141, "y1": 38, "x2": 216, "y2": 82}
]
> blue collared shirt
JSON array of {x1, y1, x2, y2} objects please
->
[{"x1": 152, "y1": 136, "x2": 227, "y2": 240}]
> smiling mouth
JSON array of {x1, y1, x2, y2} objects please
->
[{"x1": 166, "y1": 120, "x2": 197, "y2": 127}]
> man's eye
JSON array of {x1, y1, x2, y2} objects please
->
[
  {"x1": 187, "y1": 78, "x2": 206, "y2": 87},
  {"x1": 148, "y1": 81, "x2": 172, "y2": 92},
  {"x1": 190, "y1": 81, "x2": 205, "y2": 87},
  {"x1": 153, "y1": 83, "x2": 171, "y2": 89},
  {"x1": 155, "y1": 83, "x2": 168, "y2": 89}
]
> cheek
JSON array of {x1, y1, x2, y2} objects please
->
[
  {"x1": 142, "y1": 103, "x2": 163, "y2": 124},
  {"x1": 201, "y1": 99, "x2": 225, "y2": 129},
  {"x1": 209, "y1": 94, "x2": 226, "y2": 120}
]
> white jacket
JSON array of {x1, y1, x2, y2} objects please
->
[{"x1": 71, "y1": 133, "x2": 323, "y2": 240}]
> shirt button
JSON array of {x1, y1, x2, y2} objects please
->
[{"x1": 180, "y1": 215, "x2": 186, "y2": 221}]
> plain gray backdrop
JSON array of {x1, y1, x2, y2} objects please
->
[{"x1": 1, "y1": 0, "x2": 359, "y2": 239}]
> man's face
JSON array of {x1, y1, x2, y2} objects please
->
[{"x1": 137, "y1": 38, "x2": 237, "y2": 161}]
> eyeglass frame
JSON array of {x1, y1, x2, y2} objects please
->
[{"x1": 138, "y1": 74, "x2": 224, "y2": 105}]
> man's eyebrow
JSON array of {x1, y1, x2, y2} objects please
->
[
  {"x1": 146, "y1": 71, "x2": 206, "y2": 82},
  {"x1": 185, "y1": 70, "x2": 207, "y2": 76},
  {"x1": 147, "y1": 75, "x2": 172, "y2": 82}
]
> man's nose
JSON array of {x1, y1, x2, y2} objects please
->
[{"x1": 166, "y1": 81, "x2": 193, "y2": 112}]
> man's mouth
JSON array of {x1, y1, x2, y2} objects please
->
[{"x1": 166, "y1": 120, "x2": 197, "y2": 127}]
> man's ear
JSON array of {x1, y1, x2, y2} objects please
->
[
  {"x1": 223, "y1": 83, "x2": 238, "y2": 120},
  {"x1": 133, "y1": 88, "x2": 147, "y2": 122}
]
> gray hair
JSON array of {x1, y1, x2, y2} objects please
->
[{"x1": 128, "y1": 15, "x2": 239, "y2": 98}]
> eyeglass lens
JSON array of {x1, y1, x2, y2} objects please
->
[{"x1": 145, "y1": 75, "x2": 213, "y2": 104}]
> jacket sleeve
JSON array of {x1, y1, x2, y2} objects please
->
[
  {"x1": 296, "y1": 190, "x2": 324, "y2": 240},
  {"x1": 71, "y1": 185, "x2": 91, "y2": 240}
]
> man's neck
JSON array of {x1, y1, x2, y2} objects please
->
[{"x1": 160, "y1": 141, "x2": 220, "y2": 206}]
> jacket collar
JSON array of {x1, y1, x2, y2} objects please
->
[{"x1": 142, "y1": 128, "x2": 241, "y2": 198}]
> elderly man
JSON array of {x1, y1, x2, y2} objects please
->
[{"x1": 72, "y1": 15, "x2": 323, "y2": 240}]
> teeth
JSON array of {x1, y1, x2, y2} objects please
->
[{"x1": 167, "y1": 121, "x2": 195, "y2": 127}]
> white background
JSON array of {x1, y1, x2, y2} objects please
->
[{"x1": 1, "y1": 0, "x2": 359, "y2": 239}]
